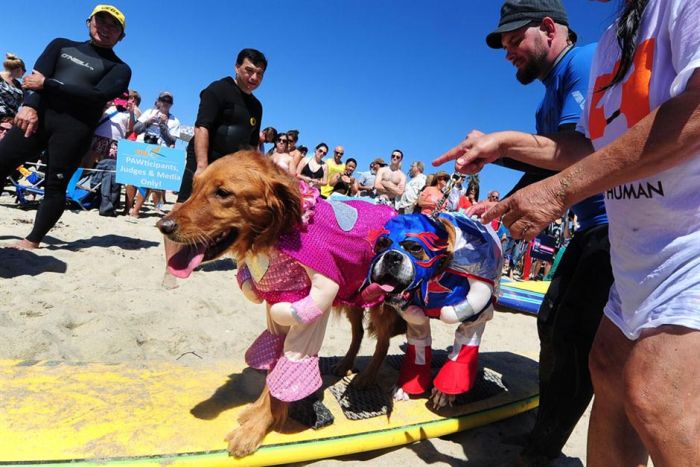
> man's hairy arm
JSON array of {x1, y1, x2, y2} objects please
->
[
  {"x1": 555, "y1": 70, "x2": 700, "y2": 206},
  {"x1": 495, "y1": 130, "x2": 594, "y2": 171},
  {"x1": 434, "y1": 129, "x2": 594, "y2": 174},
  {"x1": 483, "y1": 69, "x2": 700, "y2": 236}
]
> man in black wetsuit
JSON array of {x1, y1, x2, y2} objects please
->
[
  {"x1": 163, "y1": 48, "x2": 266, "y2": 286},
  {"x1": 0, "y1": 4, "x2": 131, "y2": 250}
]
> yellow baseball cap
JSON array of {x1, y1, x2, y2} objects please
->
[{"x1": 90, "y1": 4, "x2": 126, "y2": 30}]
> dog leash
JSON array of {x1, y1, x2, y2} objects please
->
[{"x1": 431, "y1": 172, "x2": 462, "y2": 219}]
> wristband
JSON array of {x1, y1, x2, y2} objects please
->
[
  {"x1": 290, "y1": 296, "x2": 324, "y2": 324},
  {"x1": 236, "y1": 265, "x2": 252, "y2": 288}
]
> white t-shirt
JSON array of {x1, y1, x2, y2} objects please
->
[
  {"x1": 94, "y1": 105, "x2": 130, "y2": 140},
  {"x1": 395, "y1": 172, "x2": 427, "y2": 211},
  {"x1": 577, "y1": 0, "x2": 700, "y2": 339},
  {"x1": 136, "y1": 108, "x2": 181, "y2": 146}
]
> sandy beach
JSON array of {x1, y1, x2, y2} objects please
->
[{"x1": 0, "y1": 193, "x2": 589, "y2": 466}]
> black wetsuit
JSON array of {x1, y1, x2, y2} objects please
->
[
  {"x1": 0, "y1": 38, "x2": 130, "y2": 243},
  {"x1": 177, "y1": 77, "x2": 262, "y2": 202}
]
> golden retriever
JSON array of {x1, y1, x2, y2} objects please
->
[{"x1": 157, "y1": 150, "x2": 401, "y2": 457}]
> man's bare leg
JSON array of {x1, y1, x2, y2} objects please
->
[
  {"x1": 624, "y1": 325, "x2": 700, "y2": 465},
  {"x1": 587, "y1": 317, "x2": 648, "y2": 466}
]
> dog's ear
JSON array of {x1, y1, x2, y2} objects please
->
[
  {"x1": 268, "y1": 176, "x2": 302, "y2": 226},
  {"x1": 436, "y1": 217, "x2": 456, "y2": 271},
  {"x1": 251, "y1": 168, "x2": 303, "y2": 252}
]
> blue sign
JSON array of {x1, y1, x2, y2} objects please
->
[{"x1": 115, "y1": 140, "x2": 186, "y2": 191}]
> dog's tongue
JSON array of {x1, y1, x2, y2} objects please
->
[
  {"x1": 360, "y1": 283, "x2": 395, "y2": 302},
  {"x1": 167, "y1": 244, "x2": 206, "y2": 278}
]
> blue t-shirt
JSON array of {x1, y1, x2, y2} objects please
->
[{"x1": 537, "y1": 43, "x2": 608, "y2": 232}]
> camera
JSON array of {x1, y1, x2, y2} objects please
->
[{"x1": 144, "y1": 134, "x2": 159, "y2": 145}]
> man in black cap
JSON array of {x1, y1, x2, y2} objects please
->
[
  {"x1": 435, "y1": 1, "x2": 613, "y2": 464},
  {"x1": 487, "y1": 0, "x2": 576, "y2": 84}
]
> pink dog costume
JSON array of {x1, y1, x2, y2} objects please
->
[{"x1": 237, "y1": 183, "x2": 395, "y2": 401}]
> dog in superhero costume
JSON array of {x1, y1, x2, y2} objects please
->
[{"x1": 366, "y1": 212, "x2": 503, "y2": 408}]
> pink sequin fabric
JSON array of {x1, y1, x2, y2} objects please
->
[
  {"x1": 244, "y1": 330, "x2": 285, "y2": 371},
  {"x1": 267, "y1": 355, "x2": 322, "y2": 401},
  {"x1": 247, "y1": 249, "x2": 311, "y2": 304},
  {"x1": 291, "y1": 295, "x2": 324, "y2": 324},
  {"x1": 278, "y1": 196, "x2": 396, "y2": 307}
]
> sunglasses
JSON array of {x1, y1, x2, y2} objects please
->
[
  {"x1": 277, "y1": 139, "x2": 289, "y2": 143},
  {"x1": 391, "y1": 155, "x2": 402, "y2": 160},
  {"x1": 334, "y1": 151, "x2": 344, "y2": 155},
  {"x1": 489, "y1": 195, "x2": 500, "y2": 200},
  {"x1": 317, "y1": 149, "x2": 327, "y2": 155}
]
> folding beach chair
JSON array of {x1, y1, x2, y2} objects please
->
[
  {"x1": 7, "y1": 165, "x2": 45, "y2": 205},
  {"x1": 65, "y1": 168, "x2": 99, "y2": 210}
]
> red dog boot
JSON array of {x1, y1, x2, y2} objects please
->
[
  {"x1": 433, "y1": 343, "x2": 479, "y2": 395},
  {"x1": 245, "y1": 329, "x2": 285, "y2": 371},
  {"x1": 397, "y1": 340, "x2": 433, "y2": 395}
]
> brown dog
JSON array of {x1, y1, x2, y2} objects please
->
[{"x1": 157, "y1": 150, "x2": 399, "y2": 457}]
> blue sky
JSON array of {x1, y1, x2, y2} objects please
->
[{"x1": 1, "y1": 1, "x2": 620, "y2": 198}]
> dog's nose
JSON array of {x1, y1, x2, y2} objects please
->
[
  {"x1": 385, "y1": 250, "x2": 404, "y2": 266},
  {"x1": 157, "y1": 218, "x2": 178, "y2": 235}
]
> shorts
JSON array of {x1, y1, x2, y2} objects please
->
[{"x1": 604, "y1": 282, "x2": 700, "y2": 340}]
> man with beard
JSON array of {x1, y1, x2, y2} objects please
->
[{"x1": 466, "y1": 1, "x2": 612, "y2": 464}]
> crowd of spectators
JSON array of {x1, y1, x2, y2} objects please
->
[
  {"x1": 3, "y1": 62, "x2": 507, "y2": 222},
  {"x1": 1, "y1": 39, "x2": 515, "y2": 285},
  {"x1": 0, "y1": 38, "x2": 503, "y2": 256}
]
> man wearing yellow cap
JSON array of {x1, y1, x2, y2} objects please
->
[{"x1": 0, "y1": 5, "x2": 131, "y2": 250}]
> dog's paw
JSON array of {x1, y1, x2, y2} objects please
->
[
  {"x1": 350, "y1": 371, "x2": 373, "y2": 390},
  {"x1": 236, "y1": 403, "x2": 259, "y2": 425},
  {"x1": 330, "y1": 359, "x2": 355, "y2": 378},
  {"x1": 429, "y1": 388, "x2": 455, "y2": 410},
  {"x1": 392, "y1": 386, "x2": 410, "y2": 402},
  {"x1": 224, "y1": 427, "x2": 263, "y2": 458}
]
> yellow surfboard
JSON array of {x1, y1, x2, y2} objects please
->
[{"x1": 1, "y1": 351, "x2": 538, "y2": 466}]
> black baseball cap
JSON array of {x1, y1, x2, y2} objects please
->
[{"x1": 486, "y1": 0, "x2": 577, "y2": 49}]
